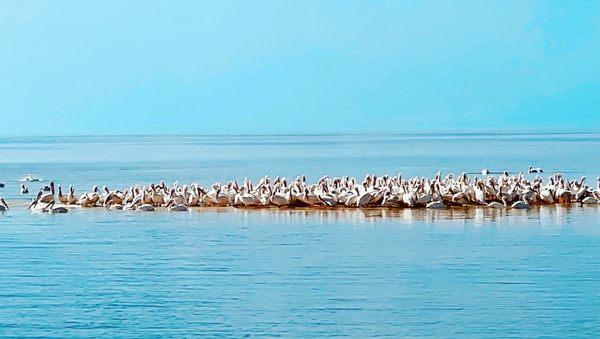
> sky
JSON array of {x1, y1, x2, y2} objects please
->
[{"x1": 1, "y1": 0, "x2": 599, "y2": 135}]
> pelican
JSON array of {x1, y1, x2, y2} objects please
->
[
  {"x1": 357, "y1": 189, "x2": 377, "y2": 208},
  {"x1": 58, "y1": 185, "x2": 69, "y2": 204},
  {"x1": 487, "y1": 201, "x2": 505, "y2": 209},
  {"x1": 150, "y1": 185, "x2": 165, "y2": 206},
  {"x1": 481, "y1": 168, "x2": 490, "y2": 175},
  {"x1": 270, "y1": 188, "x2": 291, "y2": 207},
  {"x1": 381, "y1": 191, "x2": 402, "y2": 207},
  {"x1": 39, "y1": 181, "x2": 55, "y2": 204},
  {"x1": 20, "y1": 174, "x2": 41, "y2": 182},
  {"x1": 20, "y1": 184, "x2": 29, "y2": 194},
  {"x1": 106, "y1": 200, "x2": 124, "y2": 210},
  {"x1": 528, "y1": 166, "x2": 543, "y2": 173},
  {"x1": 138, "y1": 204, "x2": 155, "y2": 211},
  {"x1": 67, "y1": 186, "x2": 78, "y2": 204},
  {"x1": 426, "y1": 201, "x2": 446, "y2": 209},
  {"x1": 0, "y1": 198, "x2": 9, "y2": 211},
  {"x1": 168, "y1": 204, "x2": 188, "y2": 211},
  {"x1": 78, "y1": 194, "x2": 93, "y2": 207},
  {"x1": 79, "y1": 186, "x2": 101, "y2": 207},
  {"x1": 236, "y1": 183, "x2": 261, "y2": 206},
  {"x1": 28, "y1": 191, "x2": 48, "y2": 211},
  {"x1": 581, "y1": 196, "x2": 599, "y2": 204},
  {"x1": 511, "y1": 197, "x2": 530, "y2": 209},
  {"x1": 43, "y1": 201, "x2": 68, "y2": 214}
]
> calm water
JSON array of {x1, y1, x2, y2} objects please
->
[{"x1": 0, "y1": 132, "x2": 599, "y2": 336}]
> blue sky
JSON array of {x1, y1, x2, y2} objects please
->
[{"x1": 1, "y1": 0, "x2": 599, "y2": 135}]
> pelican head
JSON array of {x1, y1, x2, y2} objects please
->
[{"x1": 28, "y1": 191, "x2": 43, "y2": 209}]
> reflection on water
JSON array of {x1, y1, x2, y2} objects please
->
[{"x1": 229, "y1": 204, "x2": 600, "y2": 227}]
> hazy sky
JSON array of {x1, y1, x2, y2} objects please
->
[{"x1": 1, "y1": 0, "x2": 599, "y2": 135}]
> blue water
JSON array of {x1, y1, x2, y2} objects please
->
[{"x1": 0, "y1": 133, "x2": 599, "y2": 336}]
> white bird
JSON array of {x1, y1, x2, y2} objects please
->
[
  {"x1": 528, "y1": 166, "x2": 543, "y2": 173},
  {"x1": 426, "y1": 201, "x2": 446, "y2": 209},
  {"x1": 511, "y1": 197, "x2": 530, "y2": 209},
  {"x1": 581, "y1": 196, "x2": 599, "y2": 204},
  {"x1": 28, "y1": 191, "x2": 43, "y2": 210},
  {"x1": 487, "y1": 201, "x2": 505, "y2": 209},
  {"x1": 20, "y1": 174, "x2": 41, "y2": 182}
]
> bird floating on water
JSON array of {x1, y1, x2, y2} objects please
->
[
  {"x1": 528, "y1": 166, "x2": 543, "y2": 173},
  {"x1": 20, "y1": 174, "x2": 41, "y2": 182}
]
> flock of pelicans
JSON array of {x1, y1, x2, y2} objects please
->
[{"x1": 1, "y1": 168, "x2": 600, "y2": 214}]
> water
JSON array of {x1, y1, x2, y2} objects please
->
[{"x1": 0, "y1": 132, "x2": 599, "y2": 336}]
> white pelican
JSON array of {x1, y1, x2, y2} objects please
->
[
  {"x1": 28, "y1": 191, "x2": 43, "y2": 210},
  {"x1": 426, "y1": 201, "x2": 446, "y2": 209},
  {"x1": 29, "y1": 192, "x2": 58, "y2": 212},
  {"x1": 270, "y1": 188, "x2": 291, "y2": 207},
  {"x1": 539, "y1": 187, "x2": 554, "y2": 204},
  {"x1": 487, "y1": 201, "x2": 505, "y2": 209},
  {"x1": 511, "y1": 197, "x2": 530, "y2": 209},
  {"x1": 581, "y1": 196, "x2": 599, "y2": 204},
  {"x1": 481, "y1": 168, "x2": 490, "y2": 175},
  {"x1": 528, "y1": 166, "x2": 543, "y2": 173},
  {"x1": 20, "y1": 174, "x2": 41, "y2": 182}
]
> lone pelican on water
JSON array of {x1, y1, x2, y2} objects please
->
[{"x1": 528, "y1": 166, "x2": 543, "y2": 173}]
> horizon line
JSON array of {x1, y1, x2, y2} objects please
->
[{"x1": 1, "y1": 127, "x2": 599, "y2": 138}]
